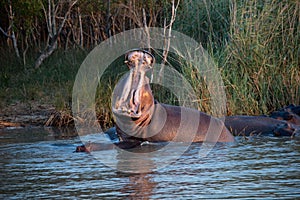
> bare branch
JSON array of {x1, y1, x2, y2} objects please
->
[
  {"x1": 35, "y1": 0, "x2": 78, "y2": 68},
  {"x1": 51, "y1": 0, "x2": 56, "y2": 37},
  {"x1": 159, "y1": 0, "x2": 180, "y2": 82},
  {"x1": 142, "y1": 8, "x2": 151, "y2": 50},
  {"x1": 0, "y1": 27, "x2": 11, "y2": 38},
  {"x1": 57, "y1": 0, "x2": 78, "y2": 35},
  {"x1": 39, "y1": 0, "x2": 51, "y2": 34},
  {"x1": 3, "y1": 0, "x2": 20, "y2": 58},
  {"x1": 78, "y1": 7, "x2": 83, "y2": 47}
]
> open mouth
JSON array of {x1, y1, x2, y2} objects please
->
[
  {"x1": 113, "y1": 107, "x2": 142, "y2": 118},
  {"x1": 113, "y1": 86, "x2": 144, "y2": 118},
  {"x1": 113, "y1": 94, "x2": 142, "y2": 118},
  {"x1": 112, "y1": 49, "x2": 155, "y2": 121}
]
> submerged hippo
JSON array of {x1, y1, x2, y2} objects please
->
[
  {"x1": 225, "y1": 115, "x2": 298, "y2": 137},
  {"x1": 76, "y1": 49, "x2": 299, "y2": 152},
  {"x1": 269, "y1": 104, "x2": 300, "y2": 126},
  {"x1": 225, "y1": 105, "x2": 300, "y2": 137}
]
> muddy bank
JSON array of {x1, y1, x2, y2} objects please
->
[{"x1": 0, "y1": 101, "x2": 73, "y2": 129}]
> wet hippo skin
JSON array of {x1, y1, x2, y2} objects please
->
[
  {"x1": 269, "y1": 104, "x2": 300, "y2": 126},
  {"x1": 224, "y1": 115, "x2": 299, "y2": 137},
  {"x1": 225, "y1": 105, "x2": 300, "y2": 137}
]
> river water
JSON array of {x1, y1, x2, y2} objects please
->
[{"x1": 0, "y1": 127, "x2": 299, "y2": 199}]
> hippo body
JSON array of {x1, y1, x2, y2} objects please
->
[
  {"x1": 115, "y1": 102, "x2": 234, "y2": 144},
  {"x1": 75, "y1": 49, "x2": 299, "y2": 152}
]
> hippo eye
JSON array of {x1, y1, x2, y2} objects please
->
[{"x1": 142, "y1": 61, "x2": 153, "y2": 70}]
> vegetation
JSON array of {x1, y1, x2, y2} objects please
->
[
  {"x1": 0, "y1": 0, "x2": 299, "y2": 128},
  {"x1": 175, "y1": 0, "x2": 300, "y2": 115}
]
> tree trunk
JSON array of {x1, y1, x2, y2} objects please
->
[
  {"x1": 35, "y1": 0, "x2": 77, "y2": 69},
  {"x1": 159, "y1": 0, "x2": 180, "y2": 83},
  {"x1": 78, "y1": 7, "x2": 83, "y2": 48},
  {"x1": 35, "y1": 40, "x2": 57, "y2": 69}
]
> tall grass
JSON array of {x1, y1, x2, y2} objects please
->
[
  {"x1": 222, "y1": 0, "x2": 300, "y2": 115},
  {"x1": 175, "y1": 0, "x2": 299, "y2": 115},
  {"x1": 174, "y1": 0, "x2": 231, "y2": 51}
]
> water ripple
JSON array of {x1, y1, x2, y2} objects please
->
[{"x1": 0, "y1": 129, "x2": 299, "y2": 199}]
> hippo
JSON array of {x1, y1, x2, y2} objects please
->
[
  {"x1": 76, "y1": 49, "x2": 234, "y2": 152},
  {"x1": 269, "y1": 104, "x2": 300, "y2": 126},
  {"x1": 224, "y1": 115, "x2": 298, "y2": 137},
  {"x1": 225, "y1": 105, "x2": 300, "y2": 137},
  {"x1": 75, "y1": 49, "x2": 299, "y2": 152},
  {"x1": 112, "y1": 49, "x2": 235, "y2": 146}
]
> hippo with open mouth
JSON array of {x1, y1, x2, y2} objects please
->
[
  {"x1": 112, "y1": 49, "x2": 234, "y2": 145},
  {"x1": 76, "y1": 49, "x2": 299, "y2": 152}
]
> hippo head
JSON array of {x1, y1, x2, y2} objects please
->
[{"x1": 112, "y1": 49, "x2": 155, "y2": 124}]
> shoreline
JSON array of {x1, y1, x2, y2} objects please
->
[
  {"x1": 0, "y1": 101, "x2": 63, "y2": 129},
  {"x1": 1, "y1": 101, "x2": 299, "y2": 131}
]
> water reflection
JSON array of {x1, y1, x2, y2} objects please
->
[
  {"x1": 0, "y1": 126, "x2": 77, "y2": 144},
  {"x1": 116, "y1": 172, "x2": 156, "y2": 199},
  {"x1": 0, "y1": 128, "x2": 299, "y2": 199}
]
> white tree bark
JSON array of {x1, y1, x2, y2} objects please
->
[
  {"x1": 0, "y1": 1, "x2": 20, "y2": 58},
  {"x1": 35, "y1": 0, "x2": 77, "y2": 69},
  {"x1": 158, "y1": 0, "x2": 180, "y2": 83}
]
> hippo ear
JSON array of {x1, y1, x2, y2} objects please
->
[{"x1": 124, "y1": 51, "x2": 130, "y2": 64}]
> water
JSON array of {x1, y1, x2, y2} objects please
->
[{"x1": 0, "y1": 127, "x2": 299, "y2": 199}]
